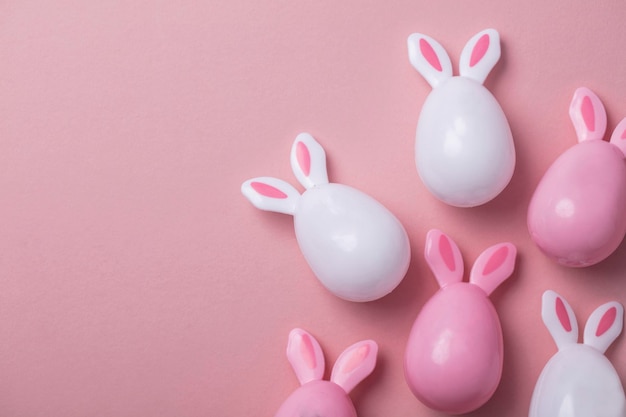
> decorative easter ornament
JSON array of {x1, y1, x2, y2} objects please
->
[
  {"x1": 407, "y1": 29, "x2": 515, "y2": 207},
  {"x1": 274, "y1": 328, "x2": 378, "y2": 417},
  {"x1": 528, "y1": 87, "x2": 626, "y2": 267},
  {"x1": 404, "y1": 229, "x2": 516, "y2": 414},
  {"x1": 529, "y1": 290, "x2": 625, "y2": 417},
  {"x1": 241, "y1": 133, "x2": 411, "y2": 302}
]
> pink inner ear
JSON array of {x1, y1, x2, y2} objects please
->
[
  {"x1": 296, "y1": 141, "x2": 311, "y2": 177},
  {"x1": 556, "y1": 297, "x2": 572, "y2": 332},
  {"x1": 250, "y1": 182, "x2": 288, "y2": 199},
  {"x1": 299, "y1": 333, "x2": 317, "y2": 369},
  {"x1": 341, "y1": 344, "x2": 370, "y2": 374},
  {"x1": 621, "y1": 129, "x2": 626, "y2": 140},
  {"x1": 596, "y1": 306, "x2": 617, "y2": 337},
  {"x1": 419, "y1": 38, "x2": 442, "y2": 72},
  {"x1": 470, "y1": 34, "x2": 490, "y2": 67},
  {"x1": 439, "y1": 235, "x2": 456, "y2": 272},
  {"x1": 482, "y1": 246, "x2": 508, "y2": 275},
  {"x1": 581, "y1": 96, "x2": 596, "y2": 132}
]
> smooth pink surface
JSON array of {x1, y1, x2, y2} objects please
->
[
  {"x1": 482, "y1": 246, "x2": 509, "y2": 275},
  {"x1": 1, "y1": 1, "x2": 626, "y2": 416},
  {"x1": 251, "y1": 181, "x2": 288, "y2": 199},
  {"x1": 420, "y1": 38, "x2": 442, "y2": 72},
  {"x1": 286, "y1": 328, "x2": 325, "y2": 386},
  {"x1": 405, "y1": 232, "x2": 515, "y2": 413},
  {"x1": 527, "y1": 141, "x2": 626, "y2": 266},
  {"x1": 597, "y1": 307, "x2": 617, "y2": 338},
  {"x1": 556, "y1": 297, "x2": 573, "y2": 332},
  {"x1": 581, "y1": 96, "x2": 596, "y2": 132},
  {"x1": 405, "y1": 284, "x2": 504, "y2": 414},
  {"x1": 470, "y1": 34, "x2": 490, "y2": 68},
  {"x1": 296, "y1": 142, "x2": 311, "y2": 177},
  {"x1": 274, "y1": 380, "x2": 357, "y2": 417},
  {"x1": 278, "y1": 329, "x2": 376, "y2": 417}
]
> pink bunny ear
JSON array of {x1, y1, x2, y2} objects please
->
[
  {"x1": 407, "y1": 33, "x2": 453, "y2": 88},
  {"x1": 609, "y1": 117, "x2": 626, "y2": 157},
  {"x1": 569, "y1": 87, "x2": 607, "y2": 143},
  {"x1": 286, "y1": 328, "x2": 325, "y2": 386},
  {"x1": 241, "y1": 177, "x2": 301, "y2": 215},
  {"x1": 469, "y1": 242, "x2": 516, "y2": 296},
  {"x1": 583, "y1": 301, "x2": 624, "y2": 354},
  {"x1": 424, "y1": 229, "x2": 464, "y2": 288},
  {"x1": 459, "y1": 29, "x2": 501, "y2": 85},
  {"x1": 290, "y1": 133, "x2": 329, "y2": 189},
  {"x1": 542, "y1": 291, "x2": 579, "y2": 351},
  {"x1": 330, "y1": 340, "x2": 377, "y2": 394}
]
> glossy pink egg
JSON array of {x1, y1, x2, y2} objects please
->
[
  {"x1": 275, "y1": 329, "x2": 377, "y2": 417},
  {"x1": 405, "y1": 284, "x2": 503, "y2": 413},
  {"x1": 404, "y1": 230, "x2": 516, "y2": 414},
  {"x1": 527, "y1": 87, "x2": 626, "y2": 267}
]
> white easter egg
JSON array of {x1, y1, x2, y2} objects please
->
[
  {"x1": 416, "y1": 78, "x2": 515, "y2": 207},
  {"x1": 408, "y1": 29, "x2": 515, "y2": 207},
  {"x1": 529, "y1": 346, "x2": 626, "y2": 417},
  {"x1": 242, "y1": 132, "x2": 411, "y2": 302},
  {"x1": 530, "y1": 291, "x2": 626, "y2": 417},
  {"x1": 294, "y1": 183, "x2": 410, "y2": 302}
]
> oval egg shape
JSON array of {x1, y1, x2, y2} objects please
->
[
  {"x1": 416, "y1": 77, "x2": 515, "y2": 207},
  {"x1": 530, "y1": 346, "x2": 626, "y2": 417},
  {"x1": 294, "y1": 183, "x2": 410, "y2": 302},
  {"x1": 404, "y1": 284, "x2": 503, "y2": 414},
  {"x1": 528, "y1": 140, "x2": 626, "y2": 267}
]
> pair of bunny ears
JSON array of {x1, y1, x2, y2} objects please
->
[
  {"x1": 241, "y1": 133, "x2": 329, "y2": 215},
  {"x1": 408, "y1": 28, "x2": 501, "y2": 87},
  {"x1": 286, "y1": 328, "x2": 378, "y2": 394},
  {"x1": 570, "y1": 87, "x2": 626, "y2": 155},
  {"x1": 543, "y1": 290, "x2": 624, "y2": 354},
  {"x1": 424, "y1": 229, "x2": 517, "y2": 296}
]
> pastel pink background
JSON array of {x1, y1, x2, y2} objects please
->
[{"x1": 1, "y1": 1, "x2": 625, "y2": 416}]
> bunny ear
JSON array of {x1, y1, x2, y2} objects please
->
[
  {"x1": 459, "y1": 29, "x2": 501, "y2": 85},
  {"x1": 609, "y1": 118, "x2": 626, "y2": 157},
  {"x1": 330, "y1": 340, "x2": 377, "y2": 394},
  {"x1": 469, "y1": 243, "x2": 516, "y2": 296},
  {"x1": 583, "y1": 301, "x2": 624, "y2": 354},
  {"x1": 424, "y1": 229, "x2": 464, "y2": 288},
  {"x1": 569, "y1": 87, "x2": 607, "y2": 143},
  {"x1": 286, "y1": 328, "x2": 325, "y2": 386},
  {"x1": 407, "y1": 33, "x2": 453, "y2": 88},
  {"x1": 241, "y1": 177, "x2": 301, "y2": 215},
  {"x1": 542, "y1": 291, "x2": 579, "y2": 350},
  {"x1": 290, "y1": 133, "x2": 329, "y2": 189}
]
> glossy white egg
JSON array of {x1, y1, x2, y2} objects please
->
[
  {"x1": 294, "y1": 183, "x2": 410, "y2": 302},
  {"x1": 529, "y1": 291, "x2": 625, "y2": 417},
  {"x1": 408, "y1": 29, "x2": 515, "y2": 207},
  {"x1": 242, "y1": 133, "x2": 411, "y2": 302},
  {"x1": 416, "y1": 78, "x2": 514, "y2": 207}
]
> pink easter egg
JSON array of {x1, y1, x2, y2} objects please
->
[
  {"x1": 528, "y1": 87, "x2": 626, "y2": 267},
  {"x1": 404, "y1": 230, "x2": 516, "y2": 414},
  {"x1": 274, "y1": 329, "x2": 378, "y2": 417}
]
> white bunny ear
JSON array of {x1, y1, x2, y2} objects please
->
[
  {"x1": 542, "y1": 291, "x2": 579, "y2": 350},
  {"x1": 469, "y1": 243, "x2": 516, "y2": 296},
  {"x1": 459, "y1": 29, "x2": 501, "y2": 85},
  {"x1": 286, "y1": 328, "x2": 325, "y2": 386},
  {"x1": 583, "y1": 301, "x2": 624, "y2": 354},
  {"x1": 609, "y1": 117, "x2": 626, "y2": 157},
  {"x1": 241, "y1": 177, "x2": 301, "y2": 215},
  {"x1": 290, "y1": 133, "x2": 329, "y2": 189},
  {"x1": 569, "y1": 87, "x2": 607, "y2": 143},
  {"x1": 330, "y1": 340, "x2": 377, "y2": 394},
  {"x1": 424, "y1": 229, "x2": 464, "y2": 288},
  {"x1": 407, "y1": 33, "x2": 452, "y2": 88}
]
